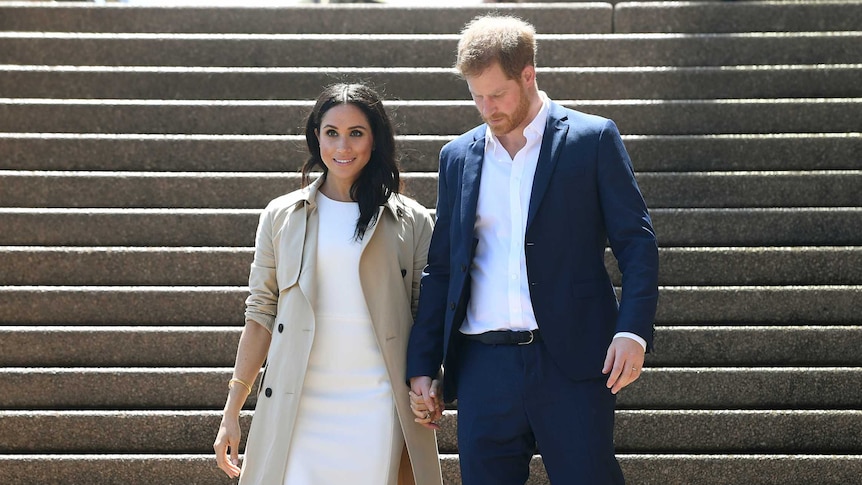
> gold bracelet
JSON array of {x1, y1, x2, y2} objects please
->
[{"x1": 229, "y1": 377, "x2": 253, "y2": 394}]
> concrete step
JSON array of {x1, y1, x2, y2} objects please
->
[
  {"x1": 2, "y1": 32, "x2": 860, "y2": 67},
  {"x1": 2, "y1": 99, "x2": 860, "y2": 136},
  {"x1": 0, "y1": 454, "x2": 860, "y2": 485},
  {"x1": 2, "y1": 133, "x2": 859, "y2": 173},
  {"x1": 0, "y1": 326, "x2": 239, "y2": 367},
  {"x1": 0, "y1": 285, "x2": 858, "y2": 326},
  {"x1": 609, "y1": 247, "x2": 862, "y2": 286},
  {"x1": 648, "y1": 325, "x2": 862, "y2": 367},
  {"x1": 0, "y1": 171, "x2": 434, "y2": 209},
  {"x1": 0, "y1": 208, "x2": 260, "y2": 246},
  {"x1": 615, "y1": 1, "x2": 862, "y2": 34},
  {"x1": 0, "y1": 4, "x2": 613, "y2": 34},
  {"x1": 1, "y1": 208, "x2": 859, "y2": 246},
  {"x1": 3, "y1": 246, "x2": 860, "y2": 287},
  {"x1": 1, "y1": 325, "x2": 860, "y2": 368},
  {"x1": 3, "y1": 65, "x2": 861, "y2": 100},
  {"x1": 2, "y1": 409, "x2": 860, "y2": 453},
  {"x1": 3, "y1": 170, "x2": 859, "y2": 209},
  {"x1": 1, "y1": 367, "x2": 859, "y2": 411}
]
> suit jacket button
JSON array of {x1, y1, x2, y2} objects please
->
[
  {"x1": 277, "y1": 324, "x2": 284, "y2": 333},
  {"x1": 460, "y1": 264, "x2": 467, "y2": 272},
  {"x1": 401, "y1": 269, "x2": 407, "y2": 277},
  {"x1": 264, "y1": 388, "x2": 272, "y2": 397},
  {"x1": 449, "y1": 302, "x2": 456, "y2": 310}
]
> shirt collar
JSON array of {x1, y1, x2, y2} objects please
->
[{"x1": 484, "y1": 91, "x2": 551, "y2": 151}]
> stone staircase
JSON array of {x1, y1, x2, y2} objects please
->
[{"x1": 0, "y1": 1, "x2": 861, "y2": 484}]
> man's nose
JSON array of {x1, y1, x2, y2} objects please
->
[{"x1": 481, "y1": 101, "x2": 495, "y2": 118}]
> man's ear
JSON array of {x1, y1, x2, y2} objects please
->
[{"x1": 521, "y1": 65, "x2": 536, "y2": 85}]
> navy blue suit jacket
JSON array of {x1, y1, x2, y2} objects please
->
[{"x1": 407, "y1": 102, "x2": 659, "y2": 402}]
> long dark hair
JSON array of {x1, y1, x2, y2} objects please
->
[{"x1": 302, "y1": 83, "x2": 402, "y2": 240}]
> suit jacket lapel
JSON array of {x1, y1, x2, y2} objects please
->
[
  {"x1": 460, "y1": 128, "x2": 486, "y2": 240},
  {"x1": 527, "y1": 103, "x2": 569, "y2": 230}
]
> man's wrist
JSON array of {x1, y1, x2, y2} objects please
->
[{"x1": 614, "y1": 332, "x2": 647, "y2": 351}]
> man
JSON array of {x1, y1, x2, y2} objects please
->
[{"x1": 406, "y1": 15, "x2": 659, "y2": 485}]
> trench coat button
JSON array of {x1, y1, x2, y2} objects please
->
[
  {"x1": 277, "y1": 324, "x2": 284, "y2": 333},
  {"x1": 264, "y1": 388, "x2": 272, "y2": 397},
  {"x1": 401, "y1": 269, "x2": 407, "y2": 277}
]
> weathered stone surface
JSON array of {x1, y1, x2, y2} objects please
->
[
  {"x1": 624, "y1": 133, "x2": 862, "y2": 172},
  {"x1": 2, "y1": 367, "x2": 859, "y2": 411},
  {"x1": 616, "y1": 1, "x2": 862, "y2": 33},
  {"x1": 0, "y1": 286, "x2": 248, "y2": 325},
  {"x1": 0, "y1": 171, "x2": 439, "y2": 209},
  {"x1": 0, "y1": 285, "x2": 859, "y2": 326},
  {"x1": 2, "y1": 133, "x2": 860, "y2": 173},
  {"x1": 0, "y1": 326, "x2": 241, "y2": 367},
  {"x1": 2, "y1": 99, "x2": 860, "y2": 135},
  {"x1": 3, "y1": 65, "x2": 860, "y2": 100},
  {"x1": 2, "y1": 410, "x2": 860, "y2": 453},
  {"x1": 4, "y1": 170, "x2": 859, "y2": 209},
  {"x1": 4, "y1": 246, "x2": 860, "y2": 287},
  {"x1": 2, "y1": 207, "x2": 860, "y2": 246},
  {"x1": 2, "y1": 33, "x2": 860, "y2": 67},
  {"x1": 651, "y1": 208, "x2": 862, "y2": 246},
  {"x1": 0, "y1": 453, "x2": 858, "y2": 485},
  {"x1": 0, "y1": 209, "x2": 260, "y2": 246},
  {"x1": 655, "y1": 286, "x2": 862, "y2": 325},
  {"x1": 615, "y1": 247, "x2": 862, "y2": 286},
  {"x1": 0, "y1": 3, "x2": 613, "y2": 34},
  {"x1": 647, "y1": 325, "x2": 862, "y2": 367},
  {"x1": 2, "y1": 324, "x2": 860, "y2": 368},
  {"x1": 1, "y1": 1, "x2": 860, "y2": 483}
]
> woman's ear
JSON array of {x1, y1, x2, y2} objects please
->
[{"x1": 314, "y1": 128, "x2": 320, "y2": 141}]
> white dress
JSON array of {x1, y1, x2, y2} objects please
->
[{"x1": 282, "y1": 192, "x2": 402, "y2": 485}]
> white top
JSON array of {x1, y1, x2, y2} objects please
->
[{"x1": 313, "y1": 191, "x2": 370, "y2": 320}]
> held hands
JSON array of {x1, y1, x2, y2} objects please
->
[
  {"x1": 602, "y1": 336, "x2": 645, "y2": 394},
  {"x1": 213, "y1": 413, "x2": 242, "y2": 478},
  {"x1": 409, "y1": 376, "x2": 444, "y2": 430}
]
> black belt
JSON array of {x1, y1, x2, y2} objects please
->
[{"x1": 465, "y1": 329, "x2": 540, "y2": 345}]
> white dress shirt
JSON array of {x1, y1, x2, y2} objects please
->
[{"x1": 460, "y1": 92, "x2": 646, "y2": 350}]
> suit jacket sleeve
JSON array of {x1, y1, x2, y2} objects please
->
[
  {"x1": 597, "y1": 120, "x2": 659, "y2": 349},
  {"x1": 406, "y1": 147, "x2": 454, "y2": 379}
]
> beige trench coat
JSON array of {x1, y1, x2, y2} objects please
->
[{"x1": 238, "y1": 177, "x2": 442, "y2": 485}]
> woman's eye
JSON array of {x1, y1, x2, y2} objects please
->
[
  {"x1": 350, "y1": 130, "x2": 364, "y2": 137},
  {"x1": 325, "y1": 129, "x2": 338, "y2": 137}
]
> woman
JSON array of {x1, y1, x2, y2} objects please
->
[{"x1": 213, "y1": 83, "x2": 442, "y2": 485}]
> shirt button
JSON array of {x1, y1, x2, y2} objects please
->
[
  {"x1": 277, "y1": 324, "x2": 284, "y2": 333},
  {"x1": 264, "y1": 388, "x2": 272, "y2": 398}
]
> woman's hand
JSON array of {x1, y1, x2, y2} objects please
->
[
  {"x1": 214, "y1": 413, "x2": 243, "y2": 478},
  {"x1": 409, "y1": 377, "x2": 444, "y2": 430}
]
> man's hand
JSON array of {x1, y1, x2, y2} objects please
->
[
  {"x1": 409, "y1": 376, "x2": 444, "y2": 430},
  {"x1": 602, "y1": 337, "x2": 645, "y2": 394}
]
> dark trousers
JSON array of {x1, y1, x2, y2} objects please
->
[{"x1": 455, "y1": 337, "x2": 625, "y2": 485}]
